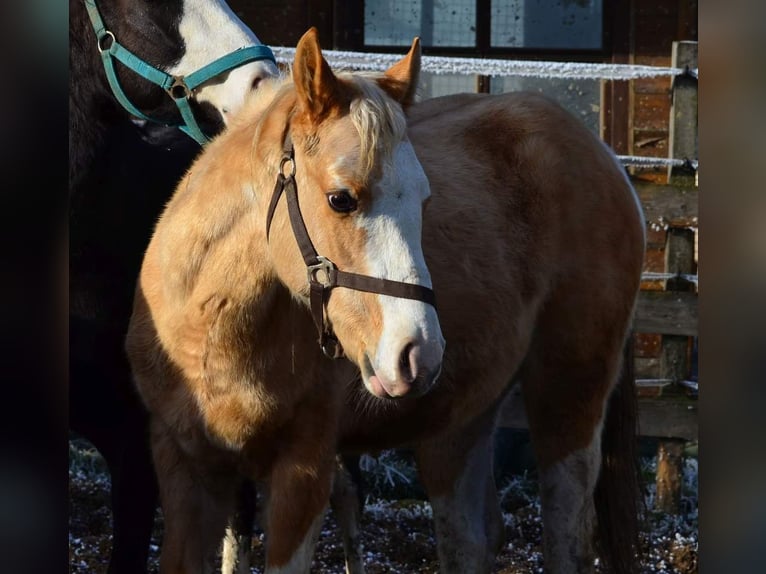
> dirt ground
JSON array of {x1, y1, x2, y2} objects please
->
[{"x1": 69, "y1": 442, "x2": 697, "y2": 574}]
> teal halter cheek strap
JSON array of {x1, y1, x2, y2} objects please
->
[{"x1": 84, "y1": 0, "x2": 277, "y2": 145}]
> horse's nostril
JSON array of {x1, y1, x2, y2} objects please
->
[
  {"x1": 251, "y1": 75, "x2": 262, "y2": 90},
  {"x1": 399, "y1": 342, "x2": 417, "y2": 384}
]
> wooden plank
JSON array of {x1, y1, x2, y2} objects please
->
[
  {"x1": 601, "y1": 80, "x2": 631, "y2": 155},
  {"x1": 475, "y1": 75, "x2": 491, "y2": 94},
  {"x1": 497, "y1": 391, "x2": 697, "y2": 442},
  {"x1": 601, "y1": 0, "x2": 631, "y2": 155},
  {"x1": 634, "y1": 92, "x2": 672, "y2": 131},
  {"x1": 633, "y1": 181, "x2": 698, "y2": 227},
  {"x1": 635, "y1": 332, "x2": 662, "y2": 358},
  {"x1": 637, "y1": 397, "x2": 698, "y2": 441},
  {"x1": 634, "y1": 290, "x2": 698, "y2": 336},
  {"x1": 635, "y1": 357, "x2": 660, "y2": 379},
  {"x1": 633, "y1": 76, "x2": 672, "y2": 95}
]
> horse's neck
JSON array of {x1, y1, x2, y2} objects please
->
[
  {"x1": 69, "y1": 5, "x2": 129, "y2": 193},
  {"x1": 153, "y1": 150, "x2": 289, "y2": 342},
  {"x1": 149, "y1": 223, "x2": 319, "y2": 394}
]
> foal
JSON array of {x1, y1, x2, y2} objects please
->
[
  {"x1": 130, "y1": 25, "x2": 646, "y2": 574},
  {"x1": 126, "y1": 28, "x2": 443, "y2": 573}
]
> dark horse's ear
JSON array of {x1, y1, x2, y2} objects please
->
[
  {"x1": 378, "y1": 37, "x2": 421, "y2": 108},
  {"x1": 293, "y1": 27, "x2": 342, "y2": 121}
]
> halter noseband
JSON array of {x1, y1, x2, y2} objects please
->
[
  {"x1": 84, "y1": 0, "x2": 277, "y2": 145},
  {"x1": 265, "y1": 132, "x2": 437, "y2": 359}
]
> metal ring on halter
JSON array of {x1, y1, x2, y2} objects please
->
[
  {"x1": 279, "y1": 156, "x2": 296, "y2": 178},
  {"x1": 307, "y1": 256, "x2": 336, "y2": 287},
  {"x1": 166, "y1": 76, "x2": 192, "y2": 100},
  {"x1": 97, "y1": 31, "x2": 115, "y2": 53}
]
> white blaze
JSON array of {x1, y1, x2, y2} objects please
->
[
  {"x1": 358, "y1": 139, "x2": 445, "y2": 384},
  {"x1": 170, "y1": 0, "x2": 279, "y2": 122}
]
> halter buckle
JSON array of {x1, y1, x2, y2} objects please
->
[
  {"x1": 307, "y1": 256, "x2": 336, "y2": 288},
  {"x1": 166, "y1": 76, "x2": 192, "y2": 100}
]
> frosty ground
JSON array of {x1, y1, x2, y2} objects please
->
[{"x1": 69, "y1": 441, "x2": 697, "y2": 573}]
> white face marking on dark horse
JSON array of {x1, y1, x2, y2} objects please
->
[
  {"x1": 357, "y1": 139, "x2": 445, "y2": 397},
  {"x1": 169, "y1": 0, "x2": 279, "y2": 123}
]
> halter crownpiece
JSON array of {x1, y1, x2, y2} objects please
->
[
  {"x1": 83, "y1": 0, "x2": 277, "y2": 145},
  {"x1": 265, "y1": 131, "x2": 437, "y2": 359}
]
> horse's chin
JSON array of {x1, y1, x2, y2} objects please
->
[{"x1": 359, "y1": 353, "x2": 394, "y2": 399}]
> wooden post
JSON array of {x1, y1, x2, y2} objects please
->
[
  {"x1": 667, "y1": 41, "x2": 698, "y2": 186},
  {"x1": 655, "y1": 440, "x2": 685, "y2": 512},
  {"x1": 476, "y1": 75, "x2": 491, "y2": 94},
  {"x1": 655, "y1": 229, "x2": 695, "y2": 514},
  {"x1": 655, "y1": 40, "x2": 698, "y2": 515}
]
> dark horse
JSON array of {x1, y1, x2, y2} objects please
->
[{"x1": 69, "y1": 1, "x2": 277, "y2": 571}]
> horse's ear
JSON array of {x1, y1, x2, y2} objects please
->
[
  {"x1": 293, "y1": 27, "x2": 341, "y2": 121},
  {"x1": 378, "y1": 37, "x2": 421, "y2": 107}
]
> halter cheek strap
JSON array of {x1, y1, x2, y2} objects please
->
[
  {"x1": 84, "y1": 0, "x2": 277, "y2": 145},
  {"x1": 265, "y1": 133, "x2": 437, "y2": 359}
]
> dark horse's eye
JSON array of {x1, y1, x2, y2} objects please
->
[{"x1": 326, "y1": 190, "x2": 358, "y2": 213}]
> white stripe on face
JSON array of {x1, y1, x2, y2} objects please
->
[
  {"x1": 358, "y1": 139, "x2": 445, "y2": 388},
  {"x1": 170, "y1": 0, "x2": 279, "y2": 122}
]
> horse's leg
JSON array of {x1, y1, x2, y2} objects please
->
[
  {"x1": 330, "y1": 454, "x2": 365, "y2": 574},
  {"x1": 76, "y1": 411, "x2": 157, "y2": 574},
  {"x1": 107, "y1": 410, "x2": 158, "y2": 574},
  {"x1": 221, "y1": 479, "x2": 257, "y2": 574},
  {"x1": 150, "y1": 421, "x2": 238, "y2": 574},
  {"x1": 521, "y1": 328, "x2": 633, "y2": 574},
  {"x1": 261, "y1": 428, "x2": 336, "y2": 574},
  {"x1": 414, "y1": 402, "x2": 505, "y2": 574},
  {"x1": 261, "y1": 473, "x2": 329, "y2": 574},
  {"x1": 70, "y1": 318, "x2": 158, "y2": 574}
]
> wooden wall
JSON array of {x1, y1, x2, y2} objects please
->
[
  {"x1": 629, "y1": 2, "x2": 698, "y2": 395},
  {"x1": 229, "y1": 0, "x2": 334, "y2": 48},
  {"x1": 231, "y1": 0, "x2": 697, "y2": 160},
  {"x1": 630, "y1": 0, "x2": 698, "y2": 183}
]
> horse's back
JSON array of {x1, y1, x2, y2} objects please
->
[{"x1": 410, "y1": 90, "x2": 645, "y2": 306}]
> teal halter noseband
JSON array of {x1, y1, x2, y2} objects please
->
[{"x1": 84, "y1": 0, "x2": 277, "y2": 145}]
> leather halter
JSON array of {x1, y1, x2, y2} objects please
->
[{"x1": 265, "y1": 131, "x2": 437, "y2": 359}]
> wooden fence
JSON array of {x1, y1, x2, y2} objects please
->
[{"x1": 497, "y1": 41, "x2": 699, "y2": 513}]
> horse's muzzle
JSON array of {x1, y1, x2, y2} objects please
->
[{"x1": 362, "y1": 340, "x2": 443, "y2": 399}]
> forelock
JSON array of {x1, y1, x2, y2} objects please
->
[{"x1": 341, "y1": 73, "x2": 407, "y2": 179}]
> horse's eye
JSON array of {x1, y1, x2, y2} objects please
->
[{"x1": 326, "y1": 190, "x2": 358, "y2": 213}]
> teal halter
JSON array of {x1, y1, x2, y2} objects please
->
[{"x1": 84, "y1": 0, "x2": 277, "y2": 145}]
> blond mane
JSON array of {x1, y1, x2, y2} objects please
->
[{"x1": 230, "y1": 68, "x2": 407, "y2": 180}]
